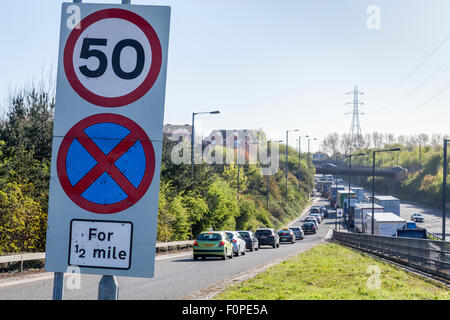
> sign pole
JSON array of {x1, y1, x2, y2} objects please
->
[
  {"x1": 52, "y1": 272, "x2": 64, "y2": 300},
  {"x1": 98, "y1": 275, "x2": 119, "y2": 300},
  {"x1": 51, "y1": 0, "x2": 82, "y2": 301}
]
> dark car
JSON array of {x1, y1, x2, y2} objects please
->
[
  {"x1": 302, "y1": 222, "x2": 317, "y2": 234},
  {"x1": 238, "y1": 231, "x2": 259, "y2": 251},
  {"x1": 255, "y1": 228, "x2": 280, "y2": 249},
  {"x1": 322, "y1": 163, "x2": 337, "y2": 170},
  {"x1": 289, "y1": 226, "x2": 304, "y2": 240},
  {"x1": 278, "y1": 228, "x2": 296, "y2": 244}
]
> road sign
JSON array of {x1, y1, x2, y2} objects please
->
[
  {"x1": 45, "y1": 3, "x2": 170, "y2": 279},
  {"x1": 337, "y1": 209, "x2": 344, "y2": 218},
  {"x1": 57, "y1": 113, "x2": 155, "y2": 214},
  {"x1": 63, "y1": 8, "x2": 162, "y2": 107}
]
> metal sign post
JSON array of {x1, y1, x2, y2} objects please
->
[{"x1": 46, "y1": 0, "x2": 171, "y2": 300}]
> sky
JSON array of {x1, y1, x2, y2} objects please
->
[{"x1": 2, "y1": 0, "x2": 450, "y2": 152}]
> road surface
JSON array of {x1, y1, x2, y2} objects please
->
[{"x1": 0, "y1": 198, "x2": 332, "y2": 300}]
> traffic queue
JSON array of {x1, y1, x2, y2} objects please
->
[{"x1": 192, "y1": 206, "x2": 327, "y2": 260}]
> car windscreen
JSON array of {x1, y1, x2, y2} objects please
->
[
  {"x1": 290, "y1": 227, "x2": 300, "y2": 231},
  {"x1": 197, "y1": 233, "x2": 222, "y2": 241},
  {"x1": 255, "y1": 230, "x2": 272, "y2": 236},
  {"x1": 238, "y1": 232, "x2": 250, "y2": 238},
  {"x1": 304, "y1": 223, "x2": 314, "y2": 227}
]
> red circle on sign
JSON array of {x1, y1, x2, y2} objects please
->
[
  {"x1": 57, "y1": 114, "x2": 156, "y2": 214},
  {"x1": 63, "y1": 8, "x2": 163, "y2": 107}
]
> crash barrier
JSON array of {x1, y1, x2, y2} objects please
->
[
  {"x1": 333, "y1": 230, "x2": 450, "y2": 281},
  {"x1": 0, "y1": 241, "x2": 195, "y2": 273}
]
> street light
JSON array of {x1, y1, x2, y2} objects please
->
[
  {"x1": 371, "y1": 148, "x2": 401, "y2": 234},
  {"x1": 266, "y1": 139, "x2": 283, "y2": 210},
  {"x1": 443, "y1": 139, "x2": 449, "y2": 241},
  {"x1": 191, "y1": 110, "x2": 220, "y2": 179},
  {"x1": 344, "y1": 152, "x2": 365, "y2": 232},
  {"x1": 297, "y1": 135, "x2": 309, "y2": 190},
  {"x1": 286, "y1": 130, "x2": 299, "y2": 201}
]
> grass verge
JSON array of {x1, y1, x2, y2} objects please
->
[{"x1": 215, "y1": 243, "x2": 449, "y2": 300}]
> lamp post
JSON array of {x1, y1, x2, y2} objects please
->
[
  {"x1": 443, "y1": 139, "x2": 449, "y2": 241},
  {"x1": 285, "y1": 130, "x2": 299, "y2": 201},
  {"x1": 266, "y1": 139, "x2": 283, "y2": 210},
  {"x1": 297, "y1": 135, "x2": 308, "y2": 190},
  {"x1": 191, "y1": 110, "x2": 220, "y2": 179},
  {"x1": 371, "y1": 148, "x2": 401, "y2": 234},
  {"x1": 344, "y1": 153, "x2": 365, "y2": 232}
]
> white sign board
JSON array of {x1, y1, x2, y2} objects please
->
[
  {"x1": 45, "y1": 3, "x2": 170, "y2": 278},
  {"x1": 69, "y1": 220, "x2": 133, "y2": 269},
  {"x1": 336, "y1": 209, "x2": 344, "y2": 218}
]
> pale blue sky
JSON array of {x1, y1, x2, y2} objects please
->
[{"x1": 2, "y1": 0, "x2": 450, "y2": 152}]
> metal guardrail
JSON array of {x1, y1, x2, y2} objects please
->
[
  {"x1": 0, "y1": 241, "x2": 195, "y2": 273},
  {"x1": 333, "y1": 230, "x2": 450, "y2": 281}
]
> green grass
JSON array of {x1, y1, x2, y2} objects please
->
[{"x1": 215, "y1": 243, "x2": 449, "y2": 300}]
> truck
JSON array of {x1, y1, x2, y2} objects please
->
[
  {"x1": 396, "y1": 221, "x2": 427, "y2": 239},
  {"x1": 336, "y1": 189, "x2": 355, "y2": 210},
  {"x1": 350, "y1": 187, "x2": 364, "y2": 204},
  {"x1": 330, "y1": 184, "x2": 346, "y2": 207},
  {"x1": 374, "y1": 195, "x2": 400, "y2": 216},
  {"x1": 365, "y1": 211, "x2": 406, "y2": 236},
  {"x1": 353, "y1": 203, "x2": 384, "y2": 233},
  {"x1": 321, "y1": 181, "x2": 333, "y2": 197}
]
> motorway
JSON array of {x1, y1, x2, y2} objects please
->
[
  {"x1": 0, "y1": 198, "x2": 333, "y2": 300},
  {"x1": 345, "y1": 182, "x2": 449, "y2": 238}
]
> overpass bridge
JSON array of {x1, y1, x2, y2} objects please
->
[{"x1": 312, "y1": 160, "x2": 406, "y2": 179}]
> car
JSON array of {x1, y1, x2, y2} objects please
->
[
  {"x1": 410, "y1": 213, "x2": 424, "y2": 223},
  {"x1": 255, "y1": 228, "x2": 280, "y2": 249},
  {"x1": 225, "y1": 231, "x2": 246, "y2": 257},
  {"x1": 238, "y1": 231, "x2": 259, "y2": 251},
  {"x1": 304, "y1": 217, "x2": 319, "y2": 229},
  {"x1": 302, "y1": 222, "x2": 317, "y2": 234},
  {"x1": 311, "y1": 206, "x2": 324, "y2": 218},
  {"x1": 392, "y1": 166, "x2": 408, "y2": 174},
  {"x1": 319, "y1": 205, "x2": 329, "y2": 217},
  {"x1": 309, "y1": 213, "x2": 322, "y2": 223},
  {"x1": 289, "y1": 226, "x2": 304, "y2": 240},
  {"x1": 193, "y1": 231, "x2": 233, "y2": 260},
  {"x1": 278, "y1": 228, "x2": 296, "y2": 244},
  {"x1": 322, "y1": 163, "x2": 337, "y2": 170}
]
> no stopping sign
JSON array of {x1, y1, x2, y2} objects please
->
[
  {"x1": 64, "y1": 8, "x2": 162, "y2": 107},
  {"x1": 57, "y1": 113, "x2": 156, "y2": 214}
]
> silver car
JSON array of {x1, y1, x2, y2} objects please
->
[{"x1": 225, "y1": 231, "x2": 246, "y2": 257}]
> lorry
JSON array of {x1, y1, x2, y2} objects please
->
[
  {"x1": 374, "y1": 196, "x2": 400, "y2": 216},
  {"x1": 353, "y1": 203, "x2": 384, "y2": 233},
  {"x1": 365, "y1": 211, "x2": 406, "y2": 236},
  {"x1": 330, "y1": 184, "x2": 346, "y2": 207},
  {"x1": 321, "y1": 181, "x2": 333, "y2": 197},
  {"x1": 350, "y1": 187, "x2": 364, "y2": 204},
  {"x1": 336, "y1": 189, "x2": 355, "y2": 210},
  {"x1": 396, "y1": 221, "x2": 427, "y2": 239}
]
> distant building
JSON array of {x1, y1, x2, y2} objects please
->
[
  {"x1": 204, "y1": 129, "x2": 258, "y2": 148},
  {"x1": 163, "y1": 124, "x2": 192, "y2": 141},
  {"x1": 313, "y1": 152, "x2": 327, "y2": 161}
]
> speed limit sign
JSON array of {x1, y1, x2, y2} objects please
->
[
  {"x1": 64, "y1": 8, "x2": 163, "y2": 107},
  {"x1": 45, "y1": 3, "x2": 170, "y2": 279}
]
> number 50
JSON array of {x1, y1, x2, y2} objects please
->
[{"x1": 79, "y1": 37, "x2": 145, "y2": 80}]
